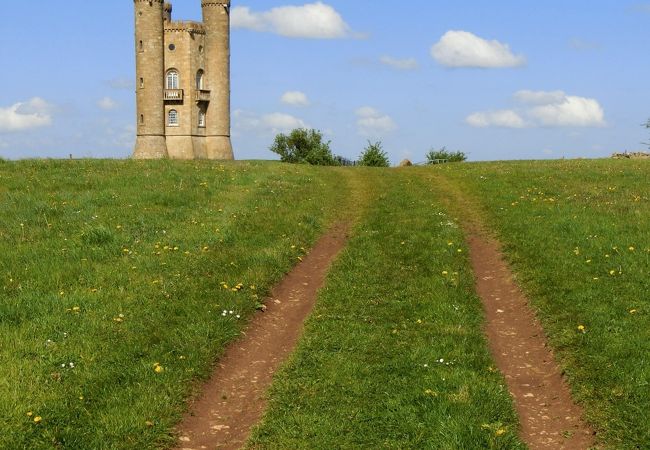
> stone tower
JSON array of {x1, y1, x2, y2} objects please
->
[
  {"x1": 133, "y1": 0, "x2": 168, "y2": 159},
  {"x1": 133, "y1": 0, "x2": 234, "y2": 160}
]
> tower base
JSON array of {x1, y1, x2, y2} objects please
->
[
  {"x1": 133, "y1": 135, "x2": 168, "y2": 159},
  {"x1": 206, "y1": 136, "x2": 234, "y2": 160},
  {"x1": 166, "y1": 136, "x2": 195, "y2": 160}
]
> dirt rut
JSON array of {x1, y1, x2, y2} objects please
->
[
  {"x1": 175, "y1": 223, "x2": 350, "y2": 450},
  {"x1": 468, "y1": 232, "x2": 595, "y2": 449}
]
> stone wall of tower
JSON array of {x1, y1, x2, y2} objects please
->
[
  {"x1": 163, "y1": 22, "x2": 207, "y2": 159},
  {"x1": 133, "y1": 0, "x2": 233, "y2": 160},
  {"x1": 202, "y1": 1, "x2": 234, "y2": 160},
  {"x1": 133, "y1": 0, "x2": 168, "y2": 159}
]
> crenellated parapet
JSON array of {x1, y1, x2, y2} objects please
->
[
  {"x1": 163, "y1": 2, "x2": 172, "y2": 21},
  {"x1": 201, "y1": 1, "x2": 231, "y2": 7},
  {"x1": 164, "y1": 21, "x2": 206, "y2": 34}
]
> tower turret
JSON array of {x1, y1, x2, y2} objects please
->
[
  {"x1": 133, "y1": 0, "x2": 168, "y2": 159},
  {"x1": 163, "y1": 3, "x2": 172, "y2": 22},
  {"x1": 201, "y1": 1, "x2": 234, "y2": 160}
]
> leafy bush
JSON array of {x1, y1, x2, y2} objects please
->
[
  {"x1": 358, "y1": 141, "x2": 390, "y2": 167},
  {"x1": 425, "y1": 147, "x2": 467, "y2": 164},
  {"x1": 270, "y1": 129, "x2": 340, "y2": 166}
]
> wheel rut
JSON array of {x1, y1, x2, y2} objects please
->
[
  {"x1": 426, "y1": 171, "x2": 595, "y2": 449},
  {"x1": 467, "y1": 232, "x2": 595, "y2": 449},
  {"x1": 174, "y1": 222, "x2": 350, "y2": 450}
]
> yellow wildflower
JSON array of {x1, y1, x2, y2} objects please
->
[{"x1": 578, "y1": 325, "x2": 586, "y2": 333}]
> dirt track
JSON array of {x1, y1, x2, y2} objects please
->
[
  {"x1": 468, "y1": 232, "x2": 594, "y2": 449},
  {"x1": 175, "y1": 223, "x2": 350, "y2": 450}
]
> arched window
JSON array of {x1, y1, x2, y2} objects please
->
[
  {"x1": 196, "y1": 70, "x2": 204, "y2": 90},
  {"x1": 140, "y1": 114, "x2": 144, "y2": 125},
  {"x1": 166, "y1": 70, "x2": 179, "y2": 90},
  {"x1": 168, "y1": 109, "x2": 179, "y2": 126},
  {"x1": 198, "y1": 109, "x2": 206, "y2": 128}
]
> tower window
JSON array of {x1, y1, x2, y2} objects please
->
[
  {"x1": 138, "y1": 40, "x2": 143, "y2": 52},
  {"x1": 168, "y1": 109, "x2": 179, "y2": 126},
  {"x1": 166, "y1": 70, "x2": 179, "y2": 89},
  {"x1": 168, "y1": 44, "x2": 176, "y2": 51},
  {"x1": 139, "y1": 77, "x2": 144, "y2": 88},
  {"x1": 198, "y1": 109, "x2": 206, "y2": 128},
  {"x1": 140, "y1": 114, "x2": 144, "y2": 125},
  {"x1": 196, "y1": 70, "x2": 204, "y2": 90}
]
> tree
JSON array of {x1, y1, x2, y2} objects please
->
[
  {"x1": 645, "y1": 119, "x2": 650, "y2": 149},
  {"x1": 425, "y1": 147, "x2": 467, "y2": 164},
  {"x1": 270, "y1": 128, "x2": 339, "y2": 166},
  {"x1": 358, "y1": 141, "x2": 390, "y2": 167}
]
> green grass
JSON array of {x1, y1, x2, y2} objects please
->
[
  {"x1": 427, "y1": 159, "x2": 650, "y2": 448},
  {"x1": 0, "y1": 159, "x2": 348, "y2": 449},
  {"x1": 6, "y1": 158, "x2": 647, "y2": 449},
  {"x1": 248, "y1": 169, "x2": 525, "y2": 449}
]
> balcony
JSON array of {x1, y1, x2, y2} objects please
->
[
  {"x1": 195, "y1": 89, "x2": 211, "y2": 103},
  {"x1": 164, "y1": 89, "x2": 184, "y2": 101}
]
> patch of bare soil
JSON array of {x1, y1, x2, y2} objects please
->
[
  {"x1": 468, "y1": 233, "x2": 595, "y2": 449},
  {"x1": 174, "y1": 223, "x2": 350, "y2": 450}
]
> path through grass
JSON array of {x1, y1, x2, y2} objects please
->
[
  {"x1": 249, "y1": 169, "x2": 525, "y2": 449},
  {"x1": 427, "y1": 160, "x2": 650, "y2": 448},
  {"x1": 0, "y1": 159, "x2": 348, "y2": 449}
]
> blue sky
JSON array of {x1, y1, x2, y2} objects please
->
[{"x1": 1, "y1": 1, "x2": 649, "y2": 163}]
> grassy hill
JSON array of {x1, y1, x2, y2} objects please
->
[
  {"x1": 1, "y1": 159, "x2": 648, "y2": 448},
  {"x1": 427, "y1": 159, "x2": 650, "y2": 448},
  {"x1": 0, "y1": 160, "x2": 348, "y2": 449}
]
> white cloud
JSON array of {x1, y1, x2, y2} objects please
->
[
  {"x1": 0, "y1": 98, "x2": 53, "y2": 132},
  {"x1": 514, "y1": 90, "x2": 567, "y2": 105},
  {"x1": 262, "y1": 113, "x2": 308, "y2": 132},
  {"x1": 234, "y1": 109, "x2": 308, "y2": 135},
  {"x1": 356, "y1": 107, "x2": 397, "y2": 136},
  {"x1": 431, "y1": 30, "x2": 526, "y2": 68},
  {"x1": 466, "y1": 90, "x2": 606, "y2": 129},
  {"x1": 97, "y1": 97, "x2": 118, "y2": 111},
  {"x1": 379, "y1": 56, "x2": 419, "y2": 70},
  {"x1": 466, "y1": 110, "x2": 526, "y2": 129},
  {"x1": 232, "y1": 2, "x2": 354, "y2": 39},
  {"x1": 281, "y1": 91, "x2": 310, "y2": 107},
  {"x1": 529, "y1": 95, "x2": 605, "y2": 128}
]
